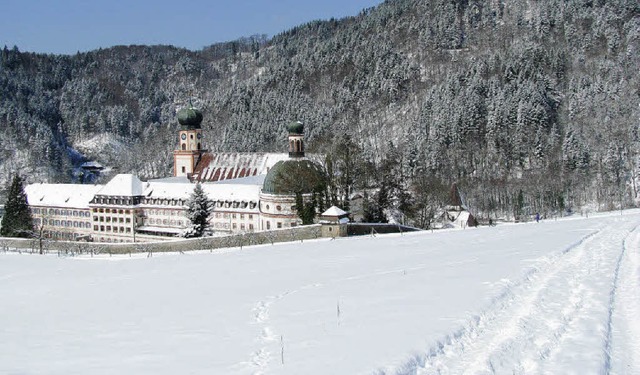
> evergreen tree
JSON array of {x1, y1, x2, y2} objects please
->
[
  {"x1": 295, "y1": 192, "x2": 317, "y2": 225},
  {"x1": 185, "y1": 183, "x2": 212, "y2": 237},
  {"x1": 1, "y1": 174, "x2": 34, "y2": 238}
]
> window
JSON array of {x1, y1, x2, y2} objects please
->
[
  {"x1": 232, "y1": 214, "x2": 236, "y2": 219},
  {"x1": 232, "y1": 223, "x2": 237, "y2": 230},
  {"x1": 99, "y1": 216, "x2": 104, "y2": 222},
  {"x1": 277, "y1": 222, "x2": 282, "y2": 229},
  {"x1": 241, "y1": 223, "x2": 245, "y2": 230},
  {"x1": 249, "y1": 214, "x2": 253, "y2": 220},
  {"x1": 240, "y1": 214, "x2": 244, "y2": 219},
  {"x1": 266, "y1": 222, "x2": 271, "y2": 230},
  {"x1": 276, "y1": 205, "x2": 282, "y2": 211},
  {"x1": 126, "y1": 218, "x2": 131, "y2": 223},
  {"x1": 291, "y1": 222, "x2": 297, "y2": 227},
  {"x1": 94, "y1": 225, "x2": 99, "y2": 231},
  {"x1": 126, "y1": 228, "x2": 131, "y2": 233}
]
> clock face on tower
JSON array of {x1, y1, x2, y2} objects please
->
[{"x1": 181, "y1": 134, "x2": 187, "y2": 140}]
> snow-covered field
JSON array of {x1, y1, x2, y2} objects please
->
[{"x1": 1, "y1": 210, "x2": 639, "y2": 374}]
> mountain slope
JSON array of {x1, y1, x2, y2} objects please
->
[{"x1": 1, "y1": 0, "x2": 638, "y2": 221}]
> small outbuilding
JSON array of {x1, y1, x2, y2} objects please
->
[{"x1": 319, "y1": 206, "x2": 349, "y2": 237}]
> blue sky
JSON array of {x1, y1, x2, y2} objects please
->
[{"x1": 1, "y1": 0, "x2": 384, "y2": 55}]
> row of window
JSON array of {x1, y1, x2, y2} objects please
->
[
  {"x1": 145, "y1": 209, "x2": 185, "y2": 217},
  {"x1": 92, "y1": 208, "x2": 131, "y2": 214},
  {"x1": 214, "y1": 213, "x2": 254, "y2": 220},
  {"x1": 32, "y1": 208, "x2": 91, "y2": 217},
  {"x1": 35, "y1": 218, "x2": 92, "y2": 229},
  {"x1": 142, "y1": 198, "x2": 186, "y2": 206},
  {"x1": 93, "y1": 216, "x2": 131, "y2": 224},
  {"x1": 213, "y1": 222, "x2": 255, "y2": 231},
  {"x1": 146, "y1": 218, "x2": 185, "y2": 226},
  {"x1": 213, "y1": 201, "x2": 257, "y2": 209},
  {"x1": 92, "y1": 197, "x2": 142, "y2": 206},
  {"x1": 94, "y1": 225, "x2": 132, "y2": 234}
]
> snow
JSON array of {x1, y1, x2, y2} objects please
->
[
  {"x1": 322, "y1": 205, "x2": 348, "y2": 217},
  {"x1": 96, "y1": 174, "x2": 144, "y2": 196},
  {"x1": 25, "y1": 183, "x2": 103, "y2": 208},
  {"x1": 1, "y1": 210, "x2": 639, "y2": 374}
]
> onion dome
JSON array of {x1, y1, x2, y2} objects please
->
[
  {"x1": 177, "y1": 106, "x2": 203, "y2": 129},
  {"x1": 262, "y1": 159, "x2": 326, "y2": 195},
  {"x1": 287, "y1": 120, "x2": 304, "y2": 135}
]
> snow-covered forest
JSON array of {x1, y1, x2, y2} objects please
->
[{"x1": 1, "y1": 0, "x2": 639, "y2": 224}]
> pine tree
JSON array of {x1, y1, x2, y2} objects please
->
[
  {"x1": 1, "y1": 174, "x2": 34, "y2": 238},
  {"x1": 185, "y1": 183, "x2": 212, "y2": 237}
]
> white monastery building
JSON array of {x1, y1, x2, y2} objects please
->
[{"x1": 25, "y1": 106, "x2": 326, "y2": 243}]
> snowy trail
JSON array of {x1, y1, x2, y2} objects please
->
[
  {"x1": 398, "y1": 220, "x2": 640, "y2": 375},
  {"x1": 610, "y1": 224, "x2": 640, "y2": 375}
]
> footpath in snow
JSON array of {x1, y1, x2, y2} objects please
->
[{"x1": 0, "y1": 210, "x2": 639, "y2": 375}]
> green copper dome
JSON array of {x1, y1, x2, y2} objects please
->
[
  {"x1": 177, "y1": 106, "x2": 203, "y2": 128},
  {"x1": 287, "y1": 121, "x2": 304, "y2": 135},
  {"x1": 263, "y1": 159, "x2": 326, "y2": 195}
]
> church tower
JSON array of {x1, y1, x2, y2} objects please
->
[
  {"x1": 287, "y1": 121, "x2": 305, "y2": 158},
  {"x1": 173, "y1": 104, "x2": 205, "y2": 177}
]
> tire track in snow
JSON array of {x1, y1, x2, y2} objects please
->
[
  {"x1": 608, "y1": 224, "x2": 640, "y2": 375},
  {"x1": 391, "y1": 222, "x2": 640, "y2": 375},
  {"x1": 382, "y1": 229, "x2": 608, "y2": 375}
]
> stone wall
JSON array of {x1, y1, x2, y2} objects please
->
[{"x1": 0, "y1": 225, "x2": 323, "y2": 255}]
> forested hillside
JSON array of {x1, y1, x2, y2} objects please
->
[{"x1": 1, "y1": 0, "x2": 638, "y2": 225}]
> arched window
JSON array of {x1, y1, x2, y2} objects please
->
[
  {"x1": 182, "y1": 143, "x2": 186, "y2": 151},
  {"x1": 197, "y1": 143, "x2": 201, "y2": 150}
]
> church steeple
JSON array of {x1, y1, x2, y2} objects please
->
[{"x1": 173, "y1": 103, "x2": 205, "y2": 178}]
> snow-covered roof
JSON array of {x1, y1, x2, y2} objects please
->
[
  {"x1": 25, "y1": 183, "x2": 103, "y2": 209},
  {"x1": 141, "y1": 180, "x2": 262, "y2": 203},
  {"x1": 96, "y1": 174, "x2": 144, "y2": 197},
  {"x1": 191, "y1": 152, "x2": 289, "y2": 182},
  {"x1": 80, "y1": 161, "x2": 104, "y2": 169},
  {"x1": 322, "y1": 206, "x2": 348, "y2": 217},
  {"x1": 201, "y1": 183, "x2": 262, "y2": 203},
  {"x1": 149, "y1": 176, "x2": 192, "y2": 184},
  {"x1": 212, "y1": 174, "x2": 265, "y2": 186}
]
